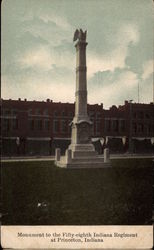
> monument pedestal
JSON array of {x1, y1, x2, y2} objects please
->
[
  {"x1": 56, "y1": 153, "x2": 110, "y2": 169},
  {"x1": 55, "y1": 124, "x2": 111, "y2": 168},
  {"x1": 56, "y1": 123, "x2": 111, "y2": 168}
]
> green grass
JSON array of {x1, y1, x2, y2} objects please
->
[{"x1": 1, "y1": 158, "x2": 153, "y2": 225}]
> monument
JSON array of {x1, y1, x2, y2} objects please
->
[{"x1": 55, "y1": 29, "x2": 111, "y2": 168}]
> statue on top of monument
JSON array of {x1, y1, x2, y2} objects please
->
[{"x1": 73, "y1": 29, "x2": 87, "y2": 42}]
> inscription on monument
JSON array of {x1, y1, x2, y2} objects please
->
[{"x1": 78, "y1": 123, "x2": 90, "y2": 144}]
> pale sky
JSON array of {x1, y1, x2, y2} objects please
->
[{"x1": 1, "y1": 0, "x2": 153, "y2": 108}]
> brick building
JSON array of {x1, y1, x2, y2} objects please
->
[{"x1": 1, "y1": 98, "x2": 154, "y2": 156}]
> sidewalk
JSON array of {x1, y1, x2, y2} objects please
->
[
  {"x1": 1, "y1": 155, "x2": 55, "y2": 162},
  {"x1": 111, "y1": 153, "x2": 154, "y2": 159},
  {"x1": 1, "y1": 153, "x2": 154, "y2": 162}
]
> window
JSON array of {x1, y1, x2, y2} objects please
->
[
  {"x1": 12, "y1": 109, "x2": 18, "y2": 116},
  {"x1": 112, "y1": 120, "x2": 119, "y2": 132},
  {"x1": 28, "y1": 109, "x2": 33, "y2": 115},
  {"x1": 3, "y1": 119, "x2": 10, "y2": 131},
  {"x1": 61, "y1": 110, "x2": 66, "y2": 117},
  {"x1": 69, "y1": 111, "x2": 73, "y2": 117},
  {"x1": 53, "y1": 120, "x2": 59, "y2": 132},
  {"x1": 145, "y1": 124, "x2": 150, "y2": 135},
  {"x1": 120, "y1": 120, "x2": 125, "y2": 131},
  {"x1": 12, "y1": 119, "x2": 18, "y2": 130},
  {"x1": 61, "y1": 120, "x2": 67, "y2": 133},
  {"x1": 145, "y1": 113, "x2": 150, "y2": 119},
  {"x1": 4, "y1": 109, "x2": 10, "y2": 116},
  {"x1": 96, "y1": 121, "x2": 101, "y2": 134},
  {"x1": 44, "y1": 109, "x2": 48, "y2": 116},
  {"x1": 35, "y1": 109, "x2": 41, "y2": 115},
  {"x1": 138, "y1": 111, "x2": 143, "y2": 119},
  {"x1": 54, "y1": 110, "x2": 58, "y2": 116},
  {"x1": 89, "y1": 111, "x2": 95, "y2": 118},
  {"x1": 148, "y1": 124, "x2": 151, "y2": 133},
  {"x1": 133, "y1": 112, "x2": 136, "y2": 118},
  {"x1": 96, "y1": 112, "x2": 101, "y2": 118},
  {"x1": 138, "y1": 123, "x2": 144, "y2": 133},
  {"x1": 133, "y1": 123, "x2": 137, "y2": 134},
  {"x1": 28, "y1": 119, "x2": 34, "y2": 130},
  {"x1": 44, "y1": 119, "x2": 50, "y2": 130},
  {"x1": 1, "y1": 109, "x2": 4, "y2": 116},
  {"x1": 37, "y1": 120, "x2": 42, "y2": 130},
  {"x1": 105, "y1": 119, "x2": 111, "y2": 132}
]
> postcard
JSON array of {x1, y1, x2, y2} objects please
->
[{"x1": 1, "y1": 0, "x2": 153, "y2": 249}]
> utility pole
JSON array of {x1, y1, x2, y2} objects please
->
[
  {"x1": 153, "y1": 63, "x2": 154, "y2": 104},
  {"x1": 128, "y1": 100, "x2": 133, "y2": 154},
  {"x1": 138, "y1": 81, "x2": 140, "y2": 103}
]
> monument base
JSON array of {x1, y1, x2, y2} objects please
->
[
  {"x1": 56, "y1": 159, "x2": 110, "y2": 169},
  {"x1": 55, "y1": 146, "x2": 111, "y2": 169}
]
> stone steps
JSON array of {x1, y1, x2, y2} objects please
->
[
  {"x1": 71, "y1": 156, "x2": 104, "y2": 163},
  {"x1": 58, "y1": 162, "x2": 111, "y2": 169},
  {"x1": 67, "y1": 162, "x2": 111, "y2": 168},
  {"x1": 56, "y1": 155, "x2": 111, "y2": 168},
  {"x1": 72, "y1": 150, "x2": 98, "y2": 158},
  {"x1": 59, "y1": 155, "x2": 105, "y2": 164}
]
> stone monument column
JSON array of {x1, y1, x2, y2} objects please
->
[
  {"x1": 69, "y1": 29, "x2": 95, "y2": 156},
  {"x1": 75, "y1": 35, "x2": 88, "y2": 119}
]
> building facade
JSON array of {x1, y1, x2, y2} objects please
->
[{"x1": 1, "y1": 99, "x2": 154, "y2": 156}]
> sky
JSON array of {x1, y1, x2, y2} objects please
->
[{"x1": 1, "y1": 0, "x2": 153, "y2": 108}]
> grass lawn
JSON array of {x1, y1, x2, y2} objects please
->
[{"x1": 1, "y1": 158, "x2": 153, "y2": 225}]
